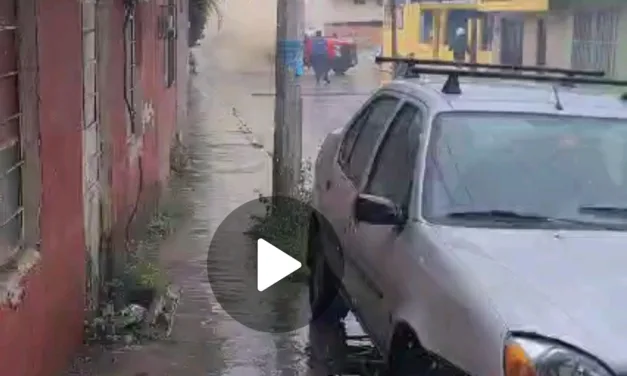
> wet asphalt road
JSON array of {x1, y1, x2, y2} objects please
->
[{"x1": 180, "y1": 32, "x2": 383, "y2": 375}]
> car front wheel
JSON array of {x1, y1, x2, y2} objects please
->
[{"x1": 387, "y1": 335, "x2": 465, "y2": 376}]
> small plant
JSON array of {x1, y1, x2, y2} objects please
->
[
  {"x1": 247, "y1": 160, "x2": 314, "y2": 281},
  {"x1": 80, "y1": 169, "x2": 191, "y2": 347}
]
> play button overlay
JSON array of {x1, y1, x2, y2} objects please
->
[
  {"x1": 207, "y1": 195, "x2": 344, "y2": 333},
  {"x1": 257, "y1": 239, "x2": 302, "y2": 291}
]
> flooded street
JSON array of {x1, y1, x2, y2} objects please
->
[
  {"x1": 176, "y1": 25, "x2": 381, "y2": 374},
  {"x1": 66, "y1": 13, "x2": 385, "y2": 376}
]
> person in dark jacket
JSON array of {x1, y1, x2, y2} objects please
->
[
  {"x1": 310, "y1": 31, "x2": 331, "y2": 84},
  {"x1": 450, "y1": 27, "x2": 470, "y2": 63},
  {"x1": 303, "y1": 34, "x2": 311, "y2": 68}
]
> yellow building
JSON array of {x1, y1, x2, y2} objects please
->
[{"x1": 382, "y1": 0, "x2": 549, "y2": 64}]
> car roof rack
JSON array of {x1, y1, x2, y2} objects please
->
[
  {"x1": 374, "y1": 57, "x2": 627, "y2": 96},
  {"x1": 375, "y1": 56, "x2": 605, "y2": 77}
]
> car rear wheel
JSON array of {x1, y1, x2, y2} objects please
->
[
  {"x1": 308, "y1": 221, "x2": 348, "y2": 323},
  {"x1": 333, "y1": 68, "x2": 347, "y2": 75}
]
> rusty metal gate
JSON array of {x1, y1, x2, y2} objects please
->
[
  {"x1": 0, "y1": 1, "x2": 24, "y2": 267},
  {"x1": 82, "y1": 0, "x2": 102, "y2": 309},
  {"x1": 571, "y1": 8, "x2": 619, "y2": 77},
  {"x1": 499, "y1": 16, "x2": 524, "y2": 66}
]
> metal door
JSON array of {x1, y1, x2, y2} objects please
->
[
  {"x1": 499, "y1": 16, "x2": 523, "y2": 66},
  {"x1": 82, "y1": 0, "x2": 102, "y2": 309},
  {"x1": 536, "y1": 18, "x2": 546, "y2": 66},
  {"x1": 571, "y1": 8, "x2": 618, "y2": 77}
]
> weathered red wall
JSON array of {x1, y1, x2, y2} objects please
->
[
  {"x1": 0, "y1": 0, "x2": 86, "y2": 376},
  {"x1": 106, "y1": 0, "x2": 139, "y2": 228},
  {"x1": 107, "y1": 0, "x2": 177, "y2": 229},
  {"x1": 0, "y1": 0, "x2": 184, "y2": 374},
  {"x1": 153, "y1": 0, "x2": 178, "y2": 183}
]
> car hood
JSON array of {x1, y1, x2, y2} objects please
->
[{"x1": 433, "y1": 226, "x2": 627, "y2": 371}]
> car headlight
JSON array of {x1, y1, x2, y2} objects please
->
[{"x1": 504, "y1": 335, "x2": 613, "y2": 376}]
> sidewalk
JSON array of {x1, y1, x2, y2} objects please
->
[
  {"x1": 66, "y1": 72, "x2": 274, "y2": 376},
  {"x1": 66, "y1": 21, "x2": 379, "y2": 376},
  {"x1": 66, "y1": 222, "x2": 220, "y2": 376}
]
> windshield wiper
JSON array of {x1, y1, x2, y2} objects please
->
[
  {"x1": 446, "y1": 210, "x2": 554, "y2": 222},
  {"x1": 445, "y1": 210, "x2": 611, "y2": 228},
  {"x1": 578, "y1": 206, "x2": 627, "y2": 217}
]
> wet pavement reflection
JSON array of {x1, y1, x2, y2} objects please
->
[{"x1": 171, "y1": 35, "x2": 384, "y2": 375}]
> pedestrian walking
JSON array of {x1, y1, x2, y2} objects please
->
[{"x1": 310, "y1": 31, "x2": 331, "y2": 85}]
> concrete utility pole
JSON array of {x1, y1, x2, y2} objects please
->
[{"x1": 273, "y1": 0, "x2": 304, "y2": 198}]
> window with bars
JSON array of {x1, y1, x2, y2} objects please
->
[
  {"x1": 0, "y1": 1, "x2": 24, "y2": 266},
  {"x1": 163, "y1": 1, "x2": 177, "y2": 88},
  {"x1": 125, "y1": 7, "x2": 139, "y2": 134},
  {"x1": 0, "y1": 142, "x2": 24, "y2": 266},
  {"x1": 83, "y1": 0, "x2": 98, "y2": 131}
]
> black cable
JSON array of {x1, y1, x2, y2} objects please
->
[
  {"x1": 122, "y1": 1, "x2": 136, "y2": 125},
  {"x1": 122, "y1": 0, "x2": 144, "y2": 246}
]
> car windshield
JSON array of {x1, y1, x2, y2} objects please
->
[{"x1": 422, "y1": 112, "x2": 627, "y2": 228}]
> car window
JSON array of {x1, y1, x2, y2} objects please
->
[
  {"x1": 339, "y1": 107, "x2": 371, "y2": 165},
  {"x1": 344, "y1": 96, "x2": 399, "y2": 185},
  {"x1": 365, "y1": 104, "x2": 421, "y2": 212},
  {"x1": 423, "y1": 112, "x2": 627, "y2": 226}
]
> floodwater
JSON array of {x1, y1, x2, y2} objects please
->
[{"x1": 180, "y1": 14, "x2": 384, "y2": 376}]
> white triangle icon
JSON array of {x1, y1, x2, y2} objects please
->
[{"x1": 257, "y1": 238, "x2": 302, "y2": 292}]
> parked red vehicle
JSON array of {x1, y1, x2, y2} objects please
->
[{"x1": 304, "y1": 35, "x2": 358, "y2": 75}]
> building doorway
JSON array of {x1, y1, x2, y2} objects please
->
[
  {"x1": 500, "y1": 16, "x2": 523, "y2": 66},
  {"x1": 536, "y1": 18, "x2": 546, "y2": 65}
]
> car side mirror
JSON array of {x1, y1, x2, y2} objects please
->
[{"x1": 354, "y1": 194, "x2": 405, "y2": 225}]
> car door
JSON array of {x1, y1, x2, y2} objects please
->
[
  {"x1": 348, "y1": 101, "x2": 423, "y2": 348},
  {"x1": 320, "y1": 94, "x2": 401, "y2": 263}
]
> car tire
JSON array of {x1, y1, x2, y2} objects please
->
[
  {"x1": 308, "y1": 220, "x2": 349, "y2": 323},
  {"x1": 386, "y1": 330, "x2": 445, "y2": 376},
  {"x1": 333, "y1": 68, "x2": 347, "y2": 75},
  {"x1": 386, "y1": 333, "x2": 463, "y2": 376}
]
